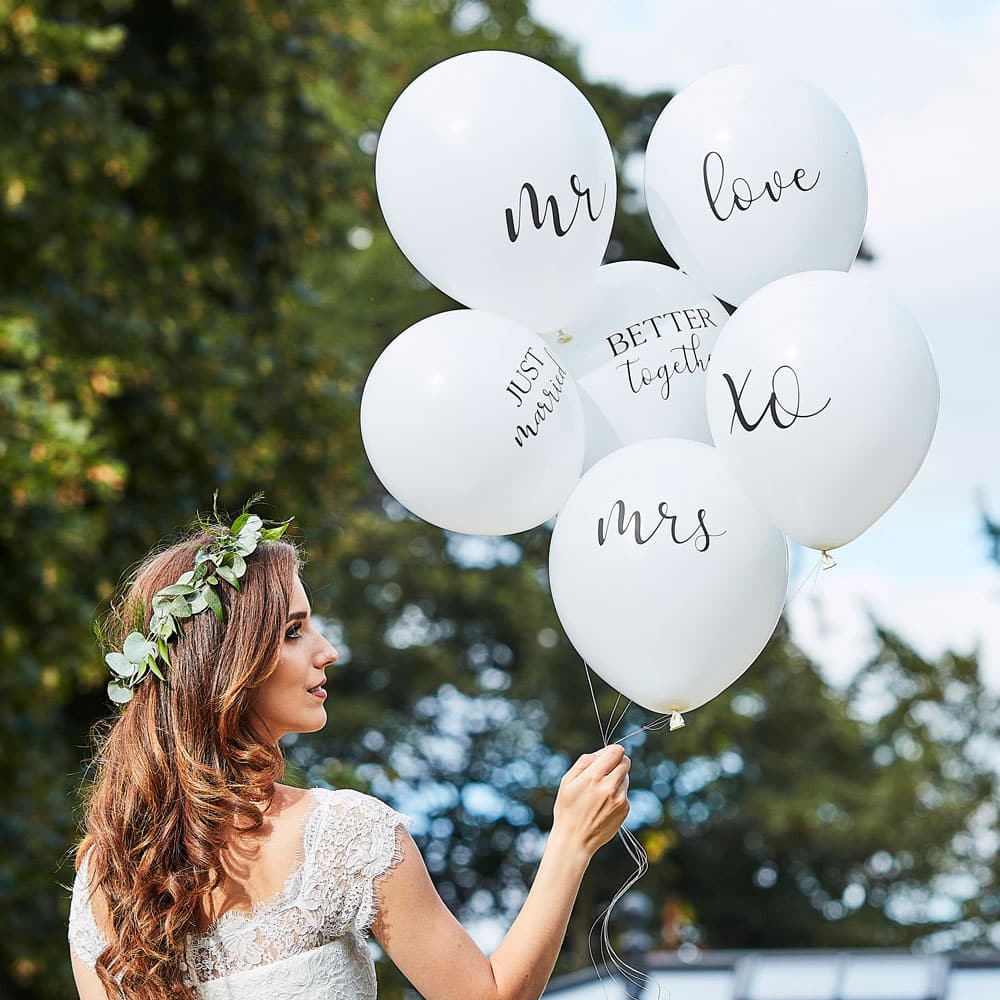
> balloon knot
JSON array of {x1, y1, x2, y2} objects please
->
[
  {"x1": 669, "y1": 711, "x2": 686, "y2": 731},
  {"x1": 820, "y1": 550, "x2": 837, "y2": 570}
]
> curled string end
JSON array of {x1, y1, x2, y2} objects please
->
[
  {"x1": 668, "y1": 711, "x2": 686, "y2": 731},
  {"x1": 820, "y1": 550, "x2": 837, "y2": 570}
]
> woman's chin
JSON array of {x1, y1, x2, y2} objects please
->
[{"x1": 303, "y1": 706, "x2": 327, "y2": 732}]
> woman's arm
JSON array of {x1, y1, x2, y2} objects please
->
[
  {"x1": 372, "y1": 744, "x2": 631, "y2": 1000},
  {"x1": 70, "y1": 949, "x2": 113, "y2": 1000}
]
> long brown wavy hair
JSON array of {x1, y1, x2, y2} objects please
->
[{"x1": 74, "y1": 528, "x2": 301, "y2": 998}]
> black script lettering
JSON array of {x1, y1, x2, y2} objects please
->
[
  {"x1": 616, "y1": 332, "x2": 711, "y2": 401},
  {"x1": 570, "y1": 173, "x2": 608, "y2": 222},
  {"x1": 724, "y1": 365, "x2": 832, "y2": 434},
  {"x1": 505, "y1": 174, "x2": 608, "y2": 243},
  {"x1": 597, "y1": 499, "x2": 726, "y2": 551},
  {"x1": 703, "y1": 150, "x2": 821, "y2": 223},
  {"x1": 512, "y1": 353, "x2": 569, "y2": 448}
]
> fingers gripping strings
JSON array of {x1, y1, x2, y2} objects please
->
[{"x1": 582, "y1": 661, "x2": 664, "y2": 1000}]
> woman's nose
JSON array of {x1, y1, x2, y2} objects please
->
[{"x1": 318, "y1": 640, "x2": 338, "y2": 667}]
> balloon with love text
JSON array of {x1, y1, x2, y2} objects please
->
[
  {"x1": 376, "y1": 50, "x2": 616, "y2": 331},
  {"x1": 543, "y1": 261, "x2": 726, "y2": 468},
  {"x1": 548, "y1": 439, "x2": 788, "y2": 715},
  {"x1": 361, "y1": 310, "x2": 585, "y2": 536},
  {"x1": 644, "y1": 64, "x2": 868, "y2": 305},
  {"x1": 706, "y1": 270, "x2": 939, "y2": 551}
]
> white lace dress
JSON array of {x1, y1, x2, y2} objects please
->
[{"x1": 68, "y1": 787, "x2": 412, "y2": 998}]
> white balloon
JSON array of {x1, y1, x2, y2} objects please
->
[
  {"x1": 706, "y1": 270, "x2": 939, "y2": 551},
  {"x1": 376, "y1": 51, "x2": 616, "y2": 331},
  {"x1": 361, "y1": 310, "x2": 585, "y2": 536},
  {"x1": 543, "y1": 261, "x2": 727, "y2": 467},
  {"x1": 549, "y1": 439, "x2": 788, "y2": 715},
  {"x1": 644, "y1": 64, "x2": 868, "y2": 305}
]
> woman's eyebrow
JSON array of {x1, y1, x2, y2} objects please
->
[{"x1": 285, "y1": 610, "x2": 308, "y2": 623}]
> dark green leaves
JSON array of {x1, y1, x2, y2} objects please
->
[{"x1": 203, "y1": 585, "x2": 223, "y2": 621}]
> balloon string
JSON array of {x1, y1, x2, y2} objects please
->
[
  {"x1": 582, "y1": 661, "x2": 664, "y2": 1000},
  {"x1": 783, "y1": 552, "x2": 826, "y2": 612},
  {"x1": 575, "y1": 552, "x2": 835, "y2": 995}
]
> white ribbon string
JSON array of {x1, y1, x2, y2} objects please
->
[
  {"x1": 582, "y1": 660, "x2": 663, "y2": 1000},
  {"x1": 574, "y1": 551, "x2": 834, "y2": 996}
]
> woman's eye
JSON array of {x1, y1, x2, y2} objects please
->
[{"x1": 285, "y1": 624, "x2": 302, "y2": 641}]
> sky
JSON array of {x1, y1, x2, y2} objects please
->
[{"x1": 529, "y1": 0, "x2": 1000, "y2": 691}]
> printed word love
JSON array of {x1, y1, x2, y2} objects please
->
[
  {"x1": 505, "y1": 175, "x2": 607, "y2": 243},
  {"x1": 597, "y1": 499, "x2": 725, "y2": 553},
  {"x1": 703, "y1": 151, "x2": 820, "y2": 223},
  {"x1": 506, "y1": 346, "x2": 571, "y2": 448},
  {"x1": 723, "y1": 365, "x2": 831, "y2": 434},
  {"x1": 617, "y1": 332, "x2": 710, "y2": 401}
]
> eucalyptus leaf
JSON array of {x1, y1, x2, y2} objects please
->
[
  {"x1": 235, "y1": 537, "x2": 257, "y2": 557},
  {"x1": 147, "y1": 658, "x2": 165, "y2": 681},
  {"x1": 157, "y1": 636, "x2": 170, "y2": 662},
  {"x1": 168, "y1": 596, "x2": 192, "y2": 617},
  {"x1": 176, "y1": 570, "x2": 195, "y2": 585},
  {"x1": 231, "y1": 512, "x2": 251, "y2": 535},
  {"x1": 123, "y1": 632, "x2": 156, "y2": 664},
  {"x1": 108, "y1": 680, "x2": 134, "y2": 704},
  {"x1": 188, "y1": 592, "x2": 208, "y2": 614},
  {"x1": 158, "y1": 583, "x2": 197, "y2": 597},
  {"x1": 231, "y1": 553, "x2": 246, "y2": 576},
  {"x1": 216, "y1": 565, "x2": 240, "y2": 589},
  {"x1": 105, "y1": 652, "x2": 137, "y2": 677},
  {"x1": 239, "y1": 514, "x2": 262, "y2": 537}
]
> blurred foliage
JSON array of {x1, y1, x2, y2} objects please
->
[{"x1": 0, "y1": 1, "x2": 995, "y2": 997}]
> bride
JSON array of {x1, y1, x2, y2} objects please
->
[{"x1": 68, "y1": 509, "x2": 631, "y2": 998}]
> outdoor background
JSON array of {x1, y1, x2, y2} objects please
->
[{"x1": 1, "y1": 2, "x2": 998, "y2": 997}]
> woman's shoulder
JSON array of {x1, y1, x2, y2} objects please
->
[{"x1": 303, "y1": 785, "x2": 413, "y2": 839}]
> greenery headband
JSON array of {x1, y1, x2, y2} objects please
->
[{"x1": 105, "y1": 496, "x2": 292, "y2": 705}]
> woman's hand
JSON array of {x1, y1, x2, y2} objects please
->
[
  {"x1": 371, "y1": 744, "x2": 631, "y2": 1000},
  {"x1": 551, "y1": 743, "x2": 631, "y2": 859}
]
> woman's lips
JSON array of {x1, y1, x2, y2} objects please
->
[{"x1": 308, "y1": 684, "x2": 326, "y2": 699}]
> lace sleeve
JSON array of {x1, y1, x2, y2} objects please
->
[
  {"x1": 318, "y1": 789, "x2": 412, "y2": 937},
  {"x1": 68, "y1": 852, "x2": 110, "y2": 970}
]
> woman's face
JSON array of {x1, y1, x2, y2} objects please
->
[{"x1": 252, "y1": 575, "x2": 338, "y2": 741}]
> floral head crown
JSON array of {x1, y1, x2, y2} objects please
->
[{"x1": 105, "y1": 494, "x2": 293, "y2": 705}]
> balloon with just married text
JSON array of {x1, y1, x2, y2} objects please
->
[
  {"x1": 543, "y1": 261, "x2": 727, "y2": 469},
  {"x1": 644, "y1": 64, "x2": 868, "y2": 305},
  {"x1": 705, "y1": 270, "x2": 939, "y2": 551},
  {"x1": 360, "y1": 310, "x2": 585, "y2": 536},
  {"x1": 376, "y1": 50, "x2": 616, "y2": 331},
  {"x1": 548, "y1": 439, "x2": 788, "y2": 716}
]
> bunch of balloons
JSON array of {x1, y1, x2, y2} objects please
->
[{"x1": 362, "y1": 53, "x2": 939, "y2": 724}]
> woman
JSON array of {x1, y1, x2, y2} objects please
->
[{"x1": 68, "y1": 511, "x2": 631, "y2": 999}]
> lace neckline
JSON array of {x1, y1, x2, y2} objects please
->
[{"x1": 195, "y1": 787, "x2": 325, "y2": 939}]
